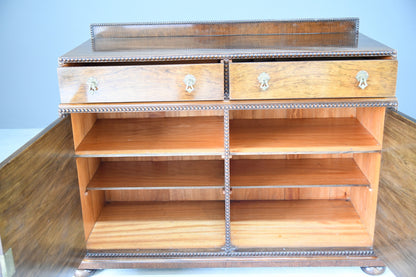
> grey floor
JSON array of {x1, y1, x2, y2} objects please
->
[{"x1": 0, "y1": 129, "x2": 396, "y2": 277}]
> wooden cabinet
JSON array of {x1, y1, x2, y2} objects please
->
[
  {"x1": 3, "y1": 18, "x2": 416, "y2": 277},
  {"x1": 57, "y1": 19, "x2": 400, "y2": 273}
]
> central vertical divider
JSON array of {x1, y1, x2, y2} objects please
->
[{"x1": 223, "y1": 108, "x2": 234, "y2": 251}]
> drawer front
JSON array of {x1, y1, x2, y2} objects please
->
[
  {"x1": 230, "y1": 60, "x2": 397, "y2": 100},
  {"x1": 58, "y1": 63, "x2": 224, "y2": 103}
]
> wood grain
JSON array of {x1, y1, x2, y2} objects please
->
[
  {"x1": 91, "y1": 20, "x2": 358, "y2": 50},
  {"x1": 58, "y1": 63, "x2": 224, "y2": 103},
  {"x1": 230, "y1": 117, "x2": 381, "y2": 154},
  {"x1": 75, "y1": 158, "x2": 104, "y2": 239},
  {"x1": 92, "y1": 34, "x2": 358, "y2": 51},
  {"x1": 230, "y1": 200, "x2": 372, "y2": 248},
  {"x1": 88, "y1": 160, "x2": 224, "y2": 190},
  {"x1": 232, "y1": 153, "x2": 354, "y2": 160},
  {"x1": 59, "y1": 34, "x2": 396, "y2": 65},
  {"x1": 375, "y1": 110, "x2": 416, "y2": 276},
  {"x1": 230, "y1": 158, "x2": 369, "y2": 188},
  {"x1": 87, "y1": 201, "x2": 225, "y2": 249},
  {"x1": 71, "y1": 113, "x2": 96, "y2": 149},
  {"x1": 349, "y1": 153, "x2": 381, "y2": 243},
  {"x1": 230, "y1": 60, "x2": 397, "y2": 99},
  {"x1": 356, "y1": 107, "x2": 386, "y2": 145},
  {"x1": 76, "y1": 117, "x2": 224, "y2": 156},
  {"x1": 97, "y1": 110, "x2": 223, "y2": 119},
  {"x1": 92, "y1": 20, "x2": 358, "y2": 38},
  {"x1": 230, "y1": 107, "x2": 356, "y2": 119},
  {"x1": 0, "y1": 118, "x2": 84, "y2": 276},
  {"x1": 230, "y1": 187, "x2": 350, "y2": 201},
  {"x1": 104, "y1": 188, "x2": 225, "y2": 202}
]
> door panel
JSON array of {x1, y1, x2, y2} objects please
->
[
  {"x1": 0, "y1": 117, "x2": 84, "y2": 277},
  {"x1": 376, "y1": 109, "x2": 416, "y2": 277}
]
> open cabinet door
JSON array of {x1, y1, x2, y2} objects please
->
[
  {"x1": 376, "y1": 109, "x2": 416, "y2": 277},
  {"x1": 0, "y1": 117, "x2": 85, "y2": 277}
]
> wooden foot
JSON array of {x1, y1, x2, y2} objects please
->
[
  {"x1": 74, "y1": 269, "x2": 97, "y2": 277},
  {"x1": 361, "y1": 266, "x2": 386, "y2": 275}
]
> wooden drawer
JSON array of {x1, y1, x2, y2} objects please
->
[
  {"x1": 229, "y1": 60, "x2": 397, "y2": 100},
  {"x1": 58, "y1": 63, "x2": 224, "y2": 103}
]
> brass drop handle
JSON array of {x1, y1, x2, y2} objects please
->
[
  {"x1": 356, "y1": 71, "x2": 369, "y2": 89},
  {"x1": 87, "y1": 77, "x2": 98, "y2": 94},
  {"x1": 258, "y1": 72, "x2": 270, "y2": 91},
  {"x1": 184, "y1": 74, "x2": 196, "y2": 93}
]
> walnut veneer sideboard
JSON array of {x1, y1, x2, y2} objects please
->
[{"x1": 1, "y1": 19, "x2": 415, "y2": 277}]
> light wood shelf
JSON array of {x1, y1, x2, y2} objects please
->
[
  {"x1": 88, "y1": 160, "x2": 224, "y2": 190},
  {"x1": 87, "y1": 201, "x2": 225, "y2": 250},
  {"x1": 76, "y1": 117, "x2": 224, "y2": 156},
  {"x1": 230, "y1": 200, "x2": 372, "y2": 248},
  {"x1": 230, "y1": 118, "x2": 381, "y2": 154},
  {"x1": 231, "y1": 158, "x2": 369, "y2": 188}
]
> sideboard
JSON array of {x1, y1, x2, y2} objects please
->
[{"x1": 1, "y1": 18, "x2": 415, "y2": 277}]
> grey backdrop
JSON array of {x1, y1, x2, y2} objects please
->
[{"x1": 1, "y1": 0, "x2": 415, "y2": 129}]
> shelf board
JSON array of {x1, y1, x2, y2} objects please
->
[
  {"x1": 76, "y1": 117, "x2": 224, "y2": 157},
  {"x1": 230, "y1": 118, "x2": 381, "y2": 154},
  {"x1": 231, "y1": 200, "x2": 372, "y2": 248},
  {"x1": 87, "y1": 201, "x2": 225, "y2": 250},
  {"x1": 231, "y1": 158, "x2": 369, "y2": 188},
  {"x1": 88, "y1": 160, "x2": 224, "y2": 190}
]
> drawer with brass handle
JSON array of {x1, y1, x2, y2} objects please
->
[
  {"x1": 58, "y1": 63, "x2": 224, "y2": 103},
  {"x1": 229, "y1": 60, "x2": 397, "y2": 100}
]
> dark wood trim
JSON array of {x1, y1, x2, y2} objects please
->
[
  {"x1": 376, "y1": 109, "x2": 416, "y2": 277},
  {"x1": 0, "y1": 117, "x2": 85, "y2": 276}
]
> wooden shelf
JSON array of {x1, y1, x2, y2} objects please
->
[
  {"x1": 87, "y1": 201, "x2": 225, "y2": 250},
  {"x1": 230, "y1": 200, "x2": 372, "y2": 248},
  {"x1": 76, "y1": 117, "x2": 224, "y2": 156},
  {"x1": 230, "y1": 118, "x2": 381, "y2": 154},
  {"x1": 231, "y1": 158, "x2": 369, "y2": 188},
  {"x1": 88, "y1": 160, "x2": 224, "y2": 190}
]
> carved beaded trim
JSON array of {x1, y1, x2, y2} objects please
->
[
  {"x1": 222, "y1": 110, "x2": 234, "y2": 251},
  {"x1": 86, "y1": 249, "x2": 376, "y2": 258},
  {"x1": 223, "y1": 59, "x2": 230, "y2": 100},
  {"x1": 59, "y1": 100, "x2": 398, "y2": 117},
  {"x1": 58, "y1": 50, "x2": 396, "y2": 65}
]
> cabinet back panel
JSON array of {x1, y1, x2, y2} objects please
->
[
  {"x1": 231, "y1": 187, "x2": 350, "y2": 201},
  {"x1": 102, "y1": 156, "x2": 223, "y2": 161},
  {"x1": 97, "y1": 110, "x2": 223, "y2": 119},
  {"x1": 230, "y1": 108, "x2": 356, "y2": 119},
  {"x1": 105, "y1": 189, "x2": 225, "y2": 202}
]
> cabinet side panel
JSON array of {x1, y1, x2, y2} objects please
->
[
  {"x1": 350, "y1": 153, "x2": 381, "y2": 242},
  {"x1": 376, "y1": 110, "x2": 416, "y2": 277},
  {"x1": 76, "y1": 158, "x2": 104, "y2": 239},
  {"x1": 356, "y1": 107, "x2": 386, "y2": 145},
  {"x1": 71, "y1": 113, "x2": 97, "y2": 149},
  {"x1": 0, "y1": 118, "x2": 84, "y2": 277}
]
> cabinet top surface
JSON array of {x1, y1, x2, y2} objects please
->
[{"x1": 59, "y1": 19, "x2": 396, "y2": 65}]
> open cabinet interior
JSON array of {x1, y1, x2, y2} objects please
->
[
  {"x1": 229, "y1": 107, "x2": 384, "y2": 249},
  {"x1": 71, "y1": 110, "x2": 226, "y2": 250},
  {"x1": 70, "y1": 106, "x2": 385, "y2": 252}
]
